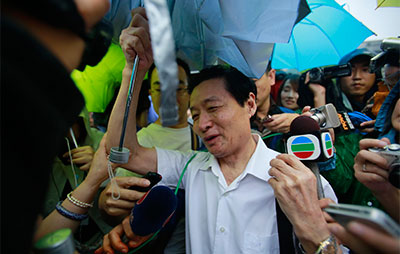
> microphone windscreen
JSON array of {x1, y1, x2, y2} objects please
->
[
  {"x1": 290, "y1": 115, "x2": 320, "y2": 135},
  {"x1": 130, "y1": 185, "x2": 177, "y2": 236}
]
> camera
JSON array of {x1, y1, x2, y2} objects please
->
[
  {"x1": 308, "y1": 63, "x2": 352, "y2": 84},
  {"x1": 310, "y1": 103, "x2": 341, "y2": 130},
  {"x1": 369, "y1": 37, "x2": 400, "y2": 74},
  {"x1": 369, "y1": 143, "x2": 400, "y2": 188}
]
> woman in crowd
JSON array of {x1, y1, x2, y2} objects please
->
[{"x1": 277, "y1": 73, "x2": 301, "y2": 112}]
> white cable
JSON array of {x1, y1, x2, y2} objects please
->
[
  {"x1": 108, "y1": 160, "x2": 120, "y2": 200},
  {"x1": 69, "y1": 128, "x2": 79, "y2": 149},
  {"x1": 65, "y1": 137, "x2": 78, "y2": 189}
]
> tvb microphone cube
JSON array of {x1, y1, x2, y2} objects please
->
[{"x1": 286, "y1": 131, "x2": 334, "y2": 162}]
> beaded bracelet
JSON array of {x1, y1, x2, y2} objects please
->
[
  {"x1": 55, "y1": 201, "x2": 88, "y2": 221},
  {"x1": 67, "y1": 192, "x2": 93, "y2": 209}
]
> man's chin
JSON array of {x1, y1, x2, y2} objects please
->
[{"x1": 207, "y1": 146, "x2": 225, "y2": 158}]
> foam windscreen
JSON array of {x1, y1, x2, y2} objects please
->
[
  {"x1": 130, "y1": 185, "x2": 177, "y2": 236},
  {"x1": 290, "y1": 115, "x2": 320, "y2": 134}
]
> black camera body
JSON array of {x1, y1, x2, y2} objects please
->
[
  {"x1": 308, "y1": 63, "x2": 352, "y2": 84},
  {"x1": 369, "y1": 144, "x2": 400, "y2": 189},
  {"x1": 369, "y1": 37, "x2": 400, "y2": 74}
]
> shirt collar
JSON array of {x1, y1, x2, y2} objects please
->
[
  {"x1": 244, "y1": 134, "x2": 280, "y2": 182},
  {"x1": 198, "y1": 134, "x2": 280, "y2": 182}
]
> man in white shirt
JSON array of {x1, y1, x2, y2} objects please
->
[{"x1": 99, "y1": 8, "x2": 342, "y2": 254}]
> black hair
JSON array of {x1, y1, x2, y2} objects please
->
[
  {"x1": 148, "y1": 58, "x2": 191, "y2": 84},
  {"x1": 4, "y1": 0, "x2": 87, "y2": 39},
  {"x1": 277, "y1": 74, "x2": 300, "y2": 107},
  {"x1": 188, "y1": 65, "x2": 257, "y2": 107}
]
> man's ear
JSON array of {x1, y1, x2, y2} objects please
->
[
  {"x1": 247, "y1": 92, "x2": 257, "y2": 117},
  {"x1": 268, "y1": 69, "x2": 276, "y2": 87}
]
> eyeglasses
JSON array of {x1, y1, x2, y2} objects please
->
[{"x1": 151, "y1": 87, "x2": 188, "y2": 96}]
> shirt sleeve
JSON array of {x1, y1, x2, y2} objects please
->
[{"x1": 156, "y1": 147, "x2": 195, "y2": 189}]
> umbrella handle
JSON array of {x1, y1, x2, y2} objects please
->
[{"x1": 109, "y1": 55, "x2": 139, "y2": 164}]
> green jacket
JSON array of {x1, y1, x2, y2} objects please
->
[{"x1": 321, "y1": 132, "x2": 384, "y2": 210}]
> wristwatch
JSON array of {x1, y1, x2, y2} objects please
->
[{"x1": 315, "y1": 234, "x2": 337, "y2": 254}]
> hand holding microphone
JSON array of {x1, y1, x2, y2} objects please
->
[{"x1": 97, "y1": 185, "x2": 178, "y2": 254}]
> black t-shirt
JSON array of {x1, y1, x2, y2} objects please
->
[{"x1": 1, "y1": 15, "x2": 84, "y2": 253}]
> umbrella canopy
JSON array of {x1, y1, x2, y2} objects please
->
[
  {"x1": 376, "y1": 0, "x2": 400, "y2": 8},
  {"x1": 271, "y1": 0, "x2": 375, "y2": 72},
  {"x1": 105, "y1": 0, "x2": 305, "y2": 78}
]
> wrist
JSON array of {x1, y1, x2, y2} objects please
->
[
  {"x1": 123, "y1": 64, "x2": 133, "y2": 77},
  {"x1": 295, "y1": 221, "x2": 331, "y2": 253},
  {"x1": 314, "y1": 234, "x2": 338, "y2": 254},
  {"x1": 80, "y1": 177, "x2": 103, "y2": 193}
]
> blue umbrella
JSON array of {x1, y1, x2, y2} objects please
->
[
  {"x1": 105, "y1": 0, "x2": 303, "y2": 78},
  {"x1": 271, "y1": 0, "x2": 375, "y2": 71}
]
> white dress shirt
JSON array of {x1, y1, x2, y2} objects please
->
[{"x1": 157, "y1": 134, "x2": 338, "y2": 254}]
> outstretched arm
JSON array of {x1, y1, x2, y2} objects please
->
[
  {"x1": 106, "y1": 7, "x2": 157, "y2": 174},
  {"x1": 35, "y1": 135, "x2": 111, "y2": 241}
]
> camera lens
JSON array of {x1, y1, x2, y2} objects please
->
[{"x1": 387, "y1": 144, "x2": 400, "y2": 151}]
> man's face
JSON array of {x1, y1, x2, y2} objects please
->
[
  {"x1": 340, "y1": 60, "x2": 376, "y2": 100},
  {"x1": 190, "y1": 78, "x2": 255, "y2": 158},
  {"x1": 253, "y1": 70, "x2": 275, "y2": 107},
  {"x1": 150, "y1": 66, "x2": 190, "y2": 125}
]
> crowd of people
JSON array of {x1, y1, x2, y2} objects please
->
[{"x1": 2, "y1": 1, "x2": 399, "y2": 254}]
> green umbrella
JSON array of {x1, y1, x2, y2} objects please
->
[{"x1": 376, "y1": 0, "x2": 400, "y2": 8}]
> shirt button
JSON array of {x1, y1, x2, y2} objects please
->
[{"x1": 220, "y1": 227, "x2": 225, "y2": 232}]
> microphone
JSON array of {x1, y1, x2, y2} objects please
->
[
  {"x1": 286, "y1": 116, "x2": 334, "y2": 162},
  {"x1": 285, "y1": 116, "x2": 335, "y2": 198},
  {"x1": 130, "y1": 185, "x2": 178, "y2": 236}
]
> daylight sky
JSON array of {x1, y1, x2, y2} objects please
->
[{"x1": 336, "y1": 0, "x2": 400, "y2": 41}]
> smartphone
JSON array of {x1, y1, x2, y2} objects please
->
[
  {"x1": 129, "y1": 172, "x2": 162, "y2": 192},
  {"x1": 262, "y1": 115, "x2": 273, "y2": 123},
  {"x1": 324, "y1": 203, "x2": 400, "y2": 237}
]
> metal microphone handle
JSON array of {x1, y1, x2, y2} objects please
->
[{"x1": 305, "y1": 161, "x2": 325, "y2": 199}]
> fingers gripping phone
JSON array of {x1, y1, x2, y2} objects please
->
[
  {"x1": 262, "y1": 115, "x2": 273, "y2": 123},
  {"x1": 129, "y1": 172, "x2": 162, "y2": 192},
  {"x1": 324, "y1": 203, "x2": 400, "y2": 237}
]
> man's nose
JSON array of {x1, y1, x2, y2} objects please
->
[
  {"x1": 198, "y1": 112, "x2": 212, "y2": 132},
  {"x1": 352, "y1": 68, "x2": 362, "y2": 79}
]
